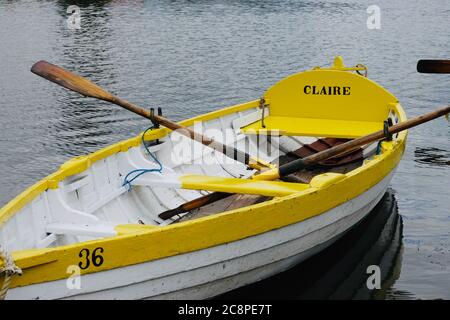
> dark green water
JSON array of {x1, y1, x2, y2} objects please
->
[{"x1": 0, "y1": 0, "x2": 449, "y2": 299}]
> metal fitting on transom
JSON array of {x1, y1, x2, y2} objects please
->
[
  {"x1": 355, "y1": 63, "x2": 368, "y2": 77},
  {"x1": 259, "y1": 97, "x2": 268, "y2": 128}
]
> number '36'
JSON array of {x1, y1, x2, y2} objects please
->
[{"x1": 78, "y1": 247, "x2": 104, "y2": 270}]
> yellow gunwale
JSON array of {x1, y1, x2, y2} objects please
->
[
  {"x1": 1, "y1": 97, "x2": 407, "y2": 289},
  {"x1": 0, "y1": 99, "x2": 260, "y2": 226}
]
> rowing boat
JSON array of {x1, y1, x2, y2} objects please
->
[{"x1": 0, "y1": 56, "x2": 407, "y2": 299}]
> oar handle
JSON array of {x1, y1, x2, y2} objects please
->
[
  {"x1": 417, "y1": 60, "x2": 450, "y2": 74},
  {"x1": 255, "y1": 105, "x2": 450, "y2": 180}
]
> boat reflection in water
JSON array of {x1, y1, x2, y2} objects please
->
[
  {"x1": 220, "y1": 189, "x2": 403, "y2": 300},
  {"x1": 414, "y1": 147, "x2": 450, "y2": 167}
]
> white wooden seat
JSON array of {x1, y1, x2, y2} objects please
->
[{"x1": 45, "y1": 222, "x2": 116, "y2": 238}]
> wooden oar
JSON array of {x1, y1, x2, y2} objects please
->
[
  {"x1": 159, "y1": 192, "x2": 230, "y2": 220},
  {"x1": 254, "y1": 105, "x2": 450, "y2": 181},
  {"x1": 158, "y1": 139, "x2": 359, "y2": 220},
  {"x1": 30, "y1": 61, "x2": 270, "y2": 171},
  {"x1": 417, "y1": 60, "x2": 450, "y2": 74}
]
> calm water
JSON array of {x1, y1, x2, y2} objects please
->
[{"x1": 0, "y1": 0, "x2": 449, "y2": 299}]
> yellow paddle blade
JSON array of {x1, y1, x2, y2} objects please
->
[
  {"x1": 248, "y1": 157, "x2": 276, "y2": 171},
  {"x1": 251, "y1": 168, "x2": 281, "y2": 181}
]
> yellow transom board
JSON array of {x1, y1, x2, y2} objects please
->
[{"x1": 241, "y1": 56, "x2": 398, "y2": 139}]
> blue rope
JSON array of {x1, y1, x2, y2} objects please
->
[
  {"x1": 376, "y1": 141, "x2": 382, "y2": 155},
  {"x1": 141, "y1": 126, "x2": 163, "y2": 170},
  {"x1": 122, "y1": 126, "x2": 163, "y2": 191}
]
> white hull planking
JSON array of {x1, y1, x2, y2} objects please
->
[{"x1": 7, "y1": 169, "x2": 395, "y2": 300}]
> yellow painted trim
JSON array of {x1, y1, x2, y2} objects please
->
[
  {"x1": 115, "y1": 224, "x2": 157, "y2": 235},
  {"x1": 309, "y1": 173, "x2": 345, "y2": 188},
  {"x1": 8, "y1": 126, "x2": 406, "y2": 288},
  {"x1": 180, "y1": 174, "x2": 309, "y2": 197},
  {"x1": 0, "y1": 100, "x2": 259, "y2": 226},
  {"x1": 0, "y1": 180, "x2": 49, "y2": 227},
  {"x1": 175, "y1": 100, "x2": 259, "y2": 128},
  {"x1": 12, "y1": 248, "x2": 59, "y2": 269},
  {"x1": 313, "y1": 56, "x2": 364, "y2": 71}
]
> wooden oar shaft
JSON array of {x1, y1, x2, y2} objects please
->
[
  {"x1": 31, "y1": 60, "x2": 263, "y2": 169},
  {"x1": 113, "y1": 96, "x2": 251, "y2": 162},
  {"x1": 111, "y1": 96, "x2": 152, "y2": 119},
  {"x1": 159, "y1": 192, "x2": 230, "y2": 220},
  {"x1": 272, "y1": 105, "x2": 450, "y2": 178}
]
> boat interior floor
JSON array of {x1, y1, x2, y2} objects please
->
[{"x1": 176, "y1": 138, "x2": 365, "y2": 223}]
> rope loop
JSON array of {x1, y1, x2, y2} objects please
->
[
  {"x1": 0, "y1": 245, "x2": 22, "y2": 300},
  {"x1": 122, "y1": 125, "x2": 164, "y2": 191}
]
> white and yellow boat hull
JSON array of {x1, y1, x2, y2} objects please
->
[{"x1": 0, "y1": 57, "x2": 407, "y2": 299}]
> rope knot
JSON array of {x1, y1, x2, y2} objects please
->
[
  {"x1": 1, "y1": 245, "x2": 22, "y2": 300},
  {"x1": 0, "y1": 265, "x2": 22, "y2": 277},
  {"x1": 0, "y1": 246, "x2": 22, "y2": 276}
]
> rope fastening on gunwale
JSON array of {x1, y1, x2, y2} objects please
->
[{"x1": 0, "y1": 245, "x2": 22, "y2": 300}]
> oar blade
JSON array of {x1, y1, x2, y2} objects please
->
[
  {"x1": 31, "y1": 60, "x2": 114, "y2": 101},
  {"x1": 417, "y1": 60, "x2": 450, "y2": 74}
]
